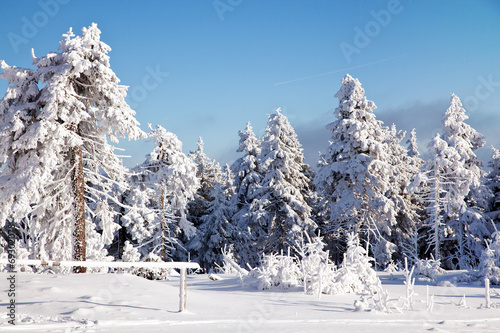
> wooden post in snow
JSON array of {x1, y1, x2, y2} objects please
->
[
  {"x1": 485, "y1": 277, "x2": 491, "y2": 309},
  {"x1": 179, "y1": 267, "x2": 188, "y2": 312}
]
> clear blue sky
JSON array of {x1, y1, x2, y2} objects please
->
[{"x1": 1, "y1": 0, "x2": 499, "y2": 168}]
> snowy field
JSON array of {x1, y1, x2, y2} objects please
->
[{"x1": 1, "y1": 271, "x2": 500, "y2": 332}]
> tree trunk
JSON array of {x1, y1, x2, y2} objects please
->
[{"x1": 71, "y1": 142, "x2": 86, "y2": 273}]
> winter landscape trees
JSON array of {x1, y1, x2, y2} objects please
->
[
  {"x1": 0, "y1": 25, "x2": 499, "y2": 285},
  {"x1": 0, "y1": 24, "x2": 143, "y2": 272}
]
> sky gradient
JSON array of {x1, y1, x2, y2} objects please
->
[{"x1": 1, "y1": 0, "x2": 499, "y2": 168}]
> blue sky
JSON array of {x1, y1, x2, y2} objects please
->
[{"x1": 1, "y1": 0, "x2": 499, "y2": 168}]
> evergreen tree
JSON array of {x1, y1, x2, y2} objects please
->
[
  {"x1": 383, "y1": 125, "x2": 423, "y2": 265},
  {"x1": 486, "y1": 147, "x2": 500, "y2": 225},
  {"x1": 412, "y1": 133, "x2": 469, "y2": 262},
  {"x1": 123, "y1": 125, "x2": 199, "y2": 261},
  {"x1": 187, "y1": 137, "x2": 222, "y2": 228},
  {"x1": 0, "y1": 25, "x2": 144, "y2": 270},
  {"x1": 248, "y1": 108, "x2": 317, "y2": 256},
  {"x1": 230, "y1": 122, "x2": 262, "y2": 266},
  {"x1": 440, "y1": 94, "x2": 493, "y2": 268},
  {"x1": 231, "y1": 122, "x2": 262, "y2": 212},
  {"x1": 442, "y1": 93, "x2": 490, "y2": 210},
  {"x1": 190, "y1": 181, "x2": 249, "y2": 271},
  {"x1": 315, "y1": 74, "x2": 398, "y2": 266}
]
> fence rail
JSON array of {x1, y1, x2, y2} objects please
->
[{"x1": 0, "y1": 259, "x2": 200, "y2": 312}]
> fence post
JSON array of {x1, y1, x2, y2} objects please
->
[
  {"x1": 485, "y1": 277, "x2": 491, "y2": 309},
  {"x1": 179, "y1": 267, "x2": 188, "y2": 312}
]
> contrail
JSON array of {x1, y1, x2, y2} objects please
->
[{"x1": 273, "y1": 54, "x2": 410, "y2": 86}]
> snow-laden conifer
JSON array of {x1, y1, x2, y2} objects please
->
[
  {"x1": 249, "y1": 108, "x2": 317, "y2": 256},
  {"x1": 0, "y1": 25, "x2": 144, "y2": 268},
  {"x1": 486, "y1": 147, "x2": 500, "y2": 224},
  {"x1": 124, "y1": 125, "x2": 198, "y2": 261},
  {"x1": 439, "y1": 94, "x2": 493, "y2": 268},
  {"x1": 190, "y1": 181, "x2": 249, "y2": 271},
  {"x1": 412, "y1": 133, "x2": 473, "y2": 266},
  {"x1": 384, "y1": 125, "x2": 424, "y2": 265},
  {"x1": 187, "y1": 137, "x2": 222, "y2": 228},
  {"x1": 315, "y1": 74, "x2": 400, "y2": 266},
  {"x1": 230, "y1": 122, "x2": 263, "y2": 266}
]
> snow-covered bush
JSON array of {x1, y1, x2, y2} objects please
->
[
  {"x1": 251, "y1": 252, "x2": 302, "y2": 290},
  {"x1": 131, "y1": 253, "x2": 172, "y2": 280},
  {"x1": 250, "y1": 232, "x2": 391, "y2": 313},
  {"x1": 479, "y1": 232, "x2": 500, "y2": 285},
  {"x1": 333, "y1": 234, "x2": 391, "y2": 311},
  {"x1": 334, "y1": 233, "x2": 380, "y2": 293},
  {"x1": 413, "y1": 258, "x2": 445, "y2": 281},
  {"x1": 296, "y1": 234, "x2": 337, "y2": 295},
  {"x1": 121, "y1": 241, "x2": 141, "y2": 263},
  {"x1": 401, "y1": 258, "x2": 416, "y2": 311},
  {"x1": 218, "y1": 245, "x2": 249, "y2": 276}
]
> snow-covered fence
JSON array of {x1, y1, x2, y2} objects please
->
[{"x1": 0, "y1": 259, "x2": 200, "y2": 312}]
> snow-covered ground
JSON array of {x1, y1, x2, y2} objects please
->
[{"x1": 1, "y1": 271, "x2": 500, "y2": 332}]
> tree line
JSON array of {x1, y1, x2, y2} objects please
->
[{"x1": 1, "y1": 24, "x2": 499, "y2": 274}]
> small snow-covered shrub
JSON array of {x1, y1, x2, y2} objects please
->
[
  {"x1": 296, "y1": 234, "x2": 337, "y2": 295},
  {"x1": 131, "y1": 253, "x2": 172, "y2": 280},
  {"x1": 479, "y1": 232, "x2": 500, "y2": 285},
  {"x1": 220, "y1": 245, "x2": 249, "y2": 278},
  {"x1": 335, "y1": 233, "x2": 380, "y2": 293},
  {"x1": 122, "y1": 241, "x2": 141, "y2": 263},
  {"x1": 373, "y1": 239, "x2": 397, "y2": 270},
  {"x1": 413, "y1": 258, "x2": 444, "y2": 281},
  {"x1": 335, "y1": 234, "x2": 391, "y2": 312},
  {"x1": 251, "y1": 252, "x2": 302, "y2": 290}
]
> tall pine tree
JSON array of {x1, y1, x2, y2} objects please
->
[
  {"x1": 0, "y1": 24, "x2": 144, "y2": 271},
  {"x1": 123, "y1": 125, "x2": 199, "y2": 261},
  {"x1": 248, "y1": 108, "x2": 317, "y2": 257},
  {"x1": 315, "y1": 74, "x2": 399, "y2": 266}
]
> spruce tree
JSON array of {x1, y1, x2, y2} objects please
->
[
  {"x1": 230, "y1": 122, "x2": 263, "y2": 266},
  {"x1": 190, "y1": 181, "x2": 248, "y2": 271},
  {"x1": 0, "y1": 24, "x2": 144, "y2": 270},
  {"x1": 124, "y1": 125, "x2": 199, "y2": 261},
  {"x1": 486, "y1": 147, "x2": 500, "y2": 225},
  {"x1": 187, "y1": 137, "x2": 222, "y2": 228},
  {"x1": 248, "y1": 108, "x2": 317, "y2": 256},
  {"x1": 441, "y1": 94, "x2": 493, "y2": 268},
  {"x1": 315, "y1": 74, "x2": 398, "y2": 266}
]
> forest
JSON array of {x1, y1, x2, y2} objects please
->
[{"x1": 1, "y1": 24, "x2": 500, "y2": 284}]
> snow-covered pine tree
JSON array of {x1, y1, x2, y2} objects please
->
[
  {"x1": 315, "y1": 74, "x2": 398, "y2": 267},
  {"x1": 0, "y1": 24, "x2": 144, "y2": 271},
  {"x1": 384, "y1": 125, "x2": 424, "y2": 265},
  {"x1": 0, "y1": 61, "x2": 40, "y2": 254},
  {"x1": 231, "y1": 122, "x2": 262, "y2": 212},
  {"x1": 123, "y1": 125, "x2": 199, "y2": 261},
  {"x1": 406, "y1": 129, "x2": 421, "y2": 162},
  {"x1": 440, "y1": 94, "x2": 493, "y2": 268},
  {"x1": 248, "y1": 108, "x2": 317, "y2": 257},
  {"x1": 230, "y1": 122, "x2": 263, "y2": 266},
  {"x1": 190, "y1": 181, "x2": 248, "y2": 271},
  {"x1": 412, "y1": 133, "x2": 472, "y2": 265},
  {"x1": 486, "y1": 147, "x2": 500, "y2": 226},
  {"x1": 187, "y1": 137, "x2": 222, "y2": 229},
  {"x1": 442, "y1": 94, "x2": 489, "y2": 207},
  {"x1": 404, "y1": 128, "x2": 426, "y2": 262}
]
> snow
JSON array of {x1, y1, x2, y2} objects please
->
[{"x1": 2, "y1": 271, "x2": 500, "y2": 332}]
